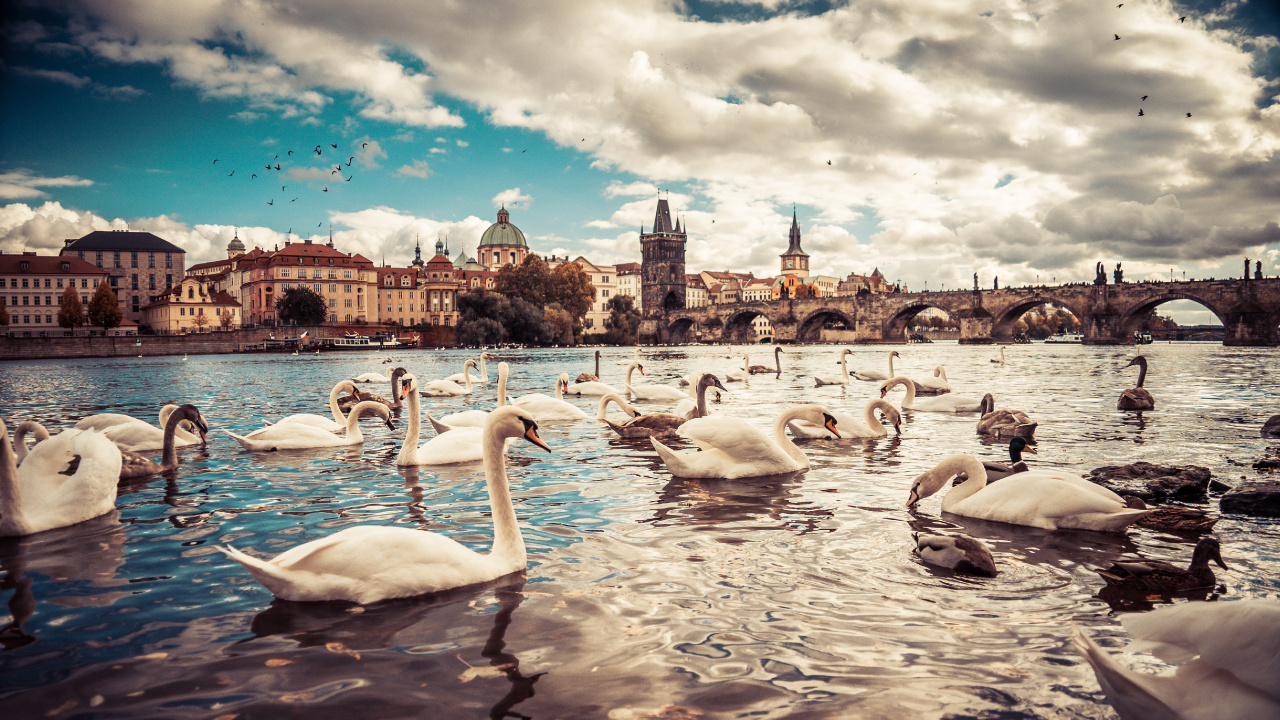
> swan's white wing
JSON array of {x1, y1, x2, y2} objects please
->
[
  {"x1": 677, "y1": 417, "x2": 781, "y2": 463},
  {"x1": 274, "y1": 413, "x2": 343, "y2": 431},
  {"x1": 954, "y1": 472, "x2": 1137, "y2": 529},
  {"x1": 414, "y1": 427, "x2": 485, "y2": 464},
  {"x1": 438, "y1": 410, "x2": 489, "y2": 428},
  {"x1": 74, "y1": 413, "x2": 143, "y2": 431}
]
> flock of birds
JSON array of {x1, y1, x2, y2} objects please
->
[
  {"x1": 1113, "y1": 5, "x2": 1196, "y2": 120},
  {"x1": 2, "y1": 344, "x2": 1275, "y2": 719},
  {"x1": 213, "y1": 140, "x2": 371, "y2": 231}
]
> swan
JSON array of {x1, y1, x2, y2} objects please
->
[
  {"x1": 2, "y1": 420, "x2": 122, "y2": 537},
  {"x1": 1118, "y1": 355, "x2": 1155, "y2": 411},
  {"x1": 1073, "y1": 599, "x2": 1280, "y2": 720},
  {"x1": 748, "y1": 347, "x2": 785, "y2": 374},
  {"x1": 906, "y1": 454, "x2": 1149, "y2": 531},
  {"x1": 912, "y1": 533, "x2": 997, "y2": 577},
  {"x1": 651, "y1": 405, "x2": 840, "y2": 479},
  {"x1": 220, "y1": 406, "x2": 552, "y2": 603},
  {"x1": 625, "y1": 362, "x2": 689, "y2": 402},
  {"x1": 397, "y1": 375, "x2": 504, "y2": 465},
  {"x1": 95, "y1": 407, "x2": 207, "y2": 453},
  {"x1": 272, "y1": 380, "x2": 361, "y2": 432},
  {"x1": 724, "y1": 354, "x2": 750, "y2": 383},
  {"x1": 815, "y1": 349, "x2": 853, "y2": 386},
  {"x1": 975, "y1": 394, "x2": 1037, "y2": 440},
  {"x1": 960, "y1": 437, "x2": 1036, "y2": 483},
  {"x1": 990, "y1": 346, "x2": 1006, "y2": 365},
  {"x1": 421, "y1": 359, "x2": 476, "y2": 397},
  {"x1": 446, "y1": 352, "x2": 493, "y2": 385},
  {"x1": 337, "y1": 367, "x2": 407, "y2": 412},
  {"x1": 787, "y1": 398, "x2": 901, "y2": 439},
  {"x1": 434, "y1": 363, "x2": 510, "y2": 430},
  {"x1": 76, "y1": 405, "x2": 203, "y2": 445},
  {"x1": 600, "y1": 375, "x2": 727, "y2": 439},
  {"x1": 511, "y1": 373, "x2": 590, "y2": 422},
  {"x1": 1096, "y1": 536, "x2": 1228, "y2": 594},
  {"x1": 352, "y1": 368, "x2": 390, "y2": 383},
  {"x1": 615, "y1": 347, "x2": 641, "y2": 366},
  {"x1": 577, "y1": 350, "x2": 602, "y2": 383},
  {"x1": 915, "y1": 365, "x2": 952, "y2": 395},
  {"x1": 113, "y1": 404, "x2": 209, "y2": 478},
  {"x1": 851, "y1": 350, "x2": 899, "y2": 382},
  {"x1": 881, "y1": 376, "x2": 984, "y2": 412},
  {"x1": 672, "y1": 374, "x2": 724, "y2": 418},
  {"x1": 225, "y1": 401, "x2": 393, "y2": 451}
]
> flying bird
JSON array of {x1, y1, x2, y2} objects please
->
[
  {"x1": 291, "y1": 197, "x2": 298, "y2": 202},
  {"x1": 330, "y1": 143, "x2": 337, "y2": 149},
  {"x1": 827, "y1": 160, "x2": 832, "y2": 165},
  {"x1": 1114, "y1": 34, "x2": 1121, "y2": 40},
  {"x1": 251, "y1": 173, "x2": 257, "y2": 178},
  {"x1": 228, "y1": 170, "x2": 234, "y2": 176},
  {"x1": 322, "y1": 187, "x2": 328, "y2": 192},
  {"x1": 318, "y1": 222, "x2": 322, "y2": 227},
  {"x1": 345, "y1": 175, "x2": 352, "y2": 182},
  {"x1": 267, "y1": 199, "x2": 273, "y2": 206},
  {"x1": 332, "y1": 168, "x2": 340, "y2": 175},
  {"x1": 1138, "y1": 108, "x2": 1144, "y2": 116},
  {"x1": 1141, "y1": 95, "x2": 1148, "y2": 101},
  {"x1": 346, "y1": 157, "x2": 354, "y2": 166},
  {"x1": 314, "y1": 145, "x2": 322, "y2": 155},
  {"x1": 281, "y1": 185, "x2": 286, "y2": 191},
  {"x1": 274, "y1": 163, "x2": 280, "y2": 170},
  {"x1": 362, "y1": 142, "x2": 368, "y2": 149},
  {"x1": 287, "y1": 150, "x2": 293, "y2": 155},
  {"x1": 273, "y1": 154, "x2": 278, "y2": 159},
  {"x1": 1186, "y1": 112, "x2": 1192, "y2": 117},
  {"x1": 521, "y1": 149, "x2": 527, "y2": 153},
  {"x1": 212, "y1": 159, "x2": 218, "y2": 164},
  {"x1": 265, "y1": 164, "x2": 271, "y2": 170},
  {"x1": 1116, "y1": 3, "x2": 1122, "y2": 7},
  {"x1": 1180, "y1": 16, "x2": 1186, "y2": 22}
]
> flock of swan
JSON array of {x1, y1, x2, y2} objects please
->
[{"x1": 2, "y1": 344, "x2": 1274, "y2": 719}]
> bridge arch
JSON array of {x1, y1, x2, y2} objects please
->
[
  {"x1": 884, "y1": 301, "x2": 964, "y2": 340},
  {"x1": 723, "y1": 307, "x2": 775, "y2": 344},
  {"x1": 796, "y1": 307, "x2": 857, "y2": 342},
  {"x1": 991, "y1": 296, "x2": 1087, "y2": 341},
  {"x1": 666, "y1": 316, "x2": 699, "y2": 344},
  {"x1": 1116, "y1": 292, "x2": 1224, "y2": 336}
]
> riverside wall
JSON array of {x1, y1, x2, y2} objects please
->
[{"x1": 0, "y1": 326, "x2": 331, "y2": 361}]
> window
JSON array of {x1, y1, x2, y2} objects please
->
[
  {"x1": 188, "y1": 287, "x2": 195, "y2": 299},
  {"x1": 313, "y1": 284, "x2": 321, "y2": 293},
  {"x1": 34, "y1": 314, "x2": 41, "y2": 324},
  {"x1": 131, "y1": 251, "x2": 138, "y2": 268},
  {"x1": 280, "y1": 269, "x2": 290, "y2": 278},
  {"x1": 344, "y1": 270, "x2": 351, "y2": 279},
  {"x1": 180, "y1": 307, "x2": 185, "y2": 316},
  {"x1": 21, "y1": 279, "x2": 28, "y2": 288},
  {"x1": 166, "y1": 274, "x2": 172, "y2": 287},
  {"x1": 132, "y1": 274, "x2": 139, "y2": 290},
  {"x1": 444, "y1": 316, "x2": 451, "y2": 326},
  {"x1": 329, "y1": 270, "x2": 336, "y2": 279},
  {"x1": 56, "y1": 278, "x2": 63, "y2": 289},
  {"x1": 602, "y1": 289, "x2": 610, "y2": 298},
  {"x1": 43, "y1": 278, "x2": 50, "y2": 288},
  {"x1": 344, "y1": 284, "x2": 352, "y2": 293},
  {"x1": 149, "y1": 253, "x2": 155, "y2": 268},
  {"x1": 397, "y1": 291, "x2": 403, "y2": 299},
  {"x1": 110, "y1": 276, "x2": 118, "y2": 287},
  {"x1": 114, "y1": 252, "x2": 121, "y2": 268},
  {"x1": 96, "y1": 251, "x2": 103, "y2": 267},
  {"x1": 45, "y1": 296, "x2": 52, "y2": 305},
  {"x1": 81, "y1": 278, "x2": 87, "y2": 288},
  {"x1": 345, "y1": 314, "x2": 352, "y2": 322},
  {"x1": 329, "y1": 284, "x2": 337, "y2": 293},
  {"x1": 149, "y1": 275, "x2": 156, "y2": 290},
  {"x1": 344, "y1": 298, "x2": 353, "y2": 308},
  {"x1": 329, "y1": 299, "x2": 337, "y2": 308},
  {"x1": 166, "y1": 253, "x2": 172, "y2": 269}
]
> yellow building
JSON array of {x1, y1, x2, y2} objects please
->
[{"x1": 141, "y1": 276, "x2": 241, "y2": 334}]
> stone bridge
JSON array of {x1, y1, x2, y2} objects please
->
[{"x1": 641, "y1": 278, "x2": 1280, "y2": 346}]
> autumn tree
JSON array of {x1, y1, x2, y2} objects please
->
[
  {"x1": 275, "y1": 286, "x2": 327, "y2": 325},
  {"x1": 57, "y1": 285, "x2": 85, "y2": 329},
  {"x1": 549, "y1": 261, "x2": 596, "y2": 326},
  {"x1": 191, "y1": 310, "x2": 210, "y2": 330},
  {"x1": 543, "y1": 303, "x2": 573, "y2": 345},
  {"x1": 602, "y1": 294, "x2": 642, "y2": 345},
  {"x1": 87, "y1": 281, "x2": 123, "y2": 332},
  {"x1": 0, "y1": 300, "x2": 9, "y2": 327},
  {"x1": 455, "y1": 290, "x2": 510, "y2": 346},
  {"x1": 493, "y1": 254, "x2": 550, "y2": 306},
  {"x1": 219, "y1": 309, "x2": 235, "y2": 328}
]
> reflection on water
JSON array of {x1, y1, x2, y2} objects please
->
[{"x1": 2, "y1": 343, "x2": 1279, "y2": 718}]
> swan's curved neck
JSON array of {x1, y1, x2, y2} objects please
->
[
  {"x1": 743, "y1": 354, "x2": 750, "y2": 372},
  {"x1": 482, "y1": 423, "x2": 524, "y2": 563},
  {"x1": 886, "y1": 376, "x2": 916, "y2": 406},
  {"x1": 597, "y1": 393, "x2": 624, "y2": 419},
  {"x1": 771, "y1": 408, "x2": 811, "y2": 465},
  {"x1": 327, "y1": 382, "x2": 349, "y2": 425},
  {"x1": 863, "y1": 400, "x2": 882, "y2": 431},
  {"x1": 463, "y1": 363, "x2": 474, "y2": 392},
  {"x1": 390, "y1": 372, "x2": 403, "y2": 408},
  {"x1": 476, "y1": 354, "x2": 488, "y2": 381},
  {"x1": 595, "y1": 352, "x2": 600, "y2": 377},
  {"x1": 694, "y1": 379, "x2": 713, "y2": 418},
  {"x1": 1134, "y1": 358, "x2": 1147, "y2": 387},
  {"x1": 887, "y1": 352, "x2": 895, "y2": 376},
  {"x1": 0, "y1": 420, "x2": 30, "y2": 536},
  {"x1": 13, "y1": 421, "x2": 50, "y2": 464},
  {"x1": 775, "y1": 347, "x2": 783, "y2": 374},
  {"x1": 840, "y1": 351, "x2": 849, "y2": 380},
  {"x1": 497, "y1": 365, "x2": 508, "y2": 407},
  {"x1": 554, "y1": 376, "x2": 565, "y2": 400},
  {"x1": 161, "y1": 410, "x2": 187, "y2": 468},
  {"x1": 398, "y1": 386, "x2": 422, "y2": 465},
  {"x1": 626, "y1": 363, "x2": 639, "y2": 390},
  {"x1": 941, "y1": 456, "x2": 990, "y2": 509}
]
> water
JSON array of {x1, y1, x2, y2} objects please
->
[{"x1": 1, "y1": 343, "x2": 1277, "y2": 719}]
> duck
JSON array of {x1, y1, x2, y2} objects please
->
[
  {"x1": 975, "y1": 394, "x2": 1037, "y2": 440},
  {"x1": 446, "y1": 352, "x2": 493, "y2": 385},
  {"x1": 881, "y1": 376, "x2": 984, "y2": 412},
  {"x1": 906, "y1": 454, "x2": 1149, "y2": 531},
  {"x1": 271, "y1": 380, "x2": 362, "y2": 432},
  {"x1": 851, "y1": 350, "x2": 899, "y2": 382},
  {"x1": 748, "y1": 347, "x2": 785, "y2": 374},
  {"x1": 990, "y1": 346, "x2": 1006, "y2": 365},
  {"x1": 600, "y1": 374, "x2": 727, "y2": 439},
  {"x1": 434, "y1": 363, "x2": 509, "y2": 430},
  {"x1": 650, "y1": 405, "x2": 840, "y2": 479},
  {"x1": 1118, "y1": 355, "x2": 1155, "y2": 411},
  {"x1": 626, "y1": 362, "x2": 690, "y2": 401},
  {"x1": 75, "y1": 405, "x2": 204, "y2": 450},
  {"x1": 914, "y1": 365, "x2": 952, "y2": 395},
  {"x1": 1123, "y1": 496, "x2": 1219, "y2": 533},
  {"x1": 421, "y1": 359, "x2": 477, "y2": 397},
  {"x1": 787, "y1": 398, "x2": 901, "y2": 439},
  {"x1": 225, "y1": 401, "x2": 393, "y2": 451},
  {"x1": 814, "y1": 348, "x2": 853, "y2": 386},
  {"x1": 511, "y1": 373, "x2": 590, "y2": 422},
  {"x1": 1, "y1": 419, "x2": 122, "y2": 537},
  {"x1": 1073, "y1": 599, "x2": 1280, "y2": 720},
  {"x1": 577, "y1": 350, "x2": 602, "y2": 383},
  {"x1": 337, "y1": 367, "x2": 407, "y2": 412},
  {"x1": 220, "y1": 406, "x2": 552, "y2": 603},
  {"x1": 913, "y1": 533, "x2": 997, "y2": 577},
  {"x1": 1096, "y1": 536, "x2": 1228, "y2": 594}
]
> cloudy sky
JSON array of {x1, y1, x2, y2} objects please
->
[{"x1": 2, "y1": 0, "x2": 1278, "y2": 323}]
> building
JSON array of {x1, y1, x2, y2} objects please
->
[
  {"x1": 639, "y1": 199, "x2": 687, "y2": 314},
  {"x1": 375, "y1": 238, "x2": 463, "y2": 328},
  {"x1": 616, "y1": 262, "x2": 642, "y2": 313},
  {"x1": 699, "y1": 271, "x2": 755, "y2": 304},
  {"x1": 420, "y1": 241, "x2": 463, "y2": 327},
  {"x1": 141, "y1": 275, "x2": 241, "y2": 334},
  {"x1": 242, "y1": 237, "x2": 376, "y2": 325},
  {"x1": 1, "y1": 252, "x2": 110, "y2": 334},
  {"x1": 60, "y1": 230, "x2": 186, "y2": 324},
  {"x1": 475, "y1": 206, "x2": 530, "y2": 269},
  {"x1": 742, "y1": 277, "x2": 774, "y2": 302},
  {"x1": 837, "y1": 268, "x2": 893, "y2": 296},
  {"x1": 685, "y1": 274, "x2": 708, "y2": 308},
  {"x1": 547, "y1": 256, "x2": 615, "y2": 332},
  {"x1": 779, "y1": 210, "x2": 810, "y2": 277}
]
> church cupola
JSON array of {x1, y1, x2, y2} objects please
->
[{"x1": 227, "y1": 228, "x2": 246, "y2": 258}]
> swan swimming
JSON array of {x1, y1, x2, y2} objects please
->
[
  {"x1": 446, "y1": 352, "x2": 493, "y2": 385},
  {"x1": 787, "y1": 398, "x2": 901, "y2": 439},
  {"x1": 815, "y1": 349, "x2": 853, "y2": 386},
  {"x1": 600, "y1": 374, "x2": 726, "y2": 439},
  {"x1": 851, "y1": 350, "x2": 899, "y2": 382},
  {"x1": 226, "y1": 401, "x2": 393, "y2": 451},
  {"x1": 881, "y1": 376, "x2": 984, "y2": 412},
  {"x1": 748, "y1": 347, "x2": 785, "y2": 375},
  {"x1": 651, "y1": 404, "x2": 840, "y2": 479},
  {"x1": 76, "y1": 405, "x2": 203, "y2": 451},
  {"x1": 2, "y1": 419, "x2": 122, "y2": 537},
  {"x1": 512, "y1": 373, "x2": 590, "y2": 422},
  {"x1": 625, "y1": 362, "x2": 689, "y2": 402},
  {"x1": 272, "y1": 380, "x2": 362, "y2": 432},
  {"x1": 421, "y1": 359, "x2": 477, "y2": 397},
  {"x1": 436, "y1": 363, "x2": 510, "y2": 429},
  {"x1": 1117, "y1": 355, "x2": 1155, "y2": 411},
  {"x1": 219, "y1": 407, "x2": 551, "y2": 603}
]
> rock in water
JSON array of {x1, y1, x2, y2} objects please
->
[
  {"x1": 1262, "y1": 415, "x2": 1280, "y2": 438},
  {"x1": 1086, "y1": 462, "x2": 1213, "y2": 502},
  {"x1": 1220, "y1": 477, "x2": 1280, "y2": 517}
]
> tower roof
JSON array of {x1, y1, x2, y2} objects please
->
[
  {"x1": 781, "y1": 210, "x2": 808, "y2": 257},
  {"x1": 227, "y1": 229, "x2": 245, "y2": 254},
  {"x1": 478, "y1": 205, "x2": 527, "y2": 248},
  {"x1": 652, "y1": 199, "x2": 674, "y2": 234}
]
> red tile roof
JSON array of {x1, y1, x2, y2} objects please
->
[{"x1": 0, "y1": 252, "x2": 109, "y2": 275}]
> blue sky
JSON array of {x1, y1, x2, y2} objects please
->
[{"x1": 2, "y1": 0, "x2": 1278, "y2": 324}]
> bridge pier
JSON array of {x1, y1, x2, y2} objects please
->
[{"x1": 1223, "y1": 308, "x2": 1279, "y2": 346}]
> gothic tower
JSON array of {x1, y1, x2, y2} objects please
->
[
  {"x1": 640, "y1": 198, "x2": 686, "y2": 315},
  {"x1": 780, "y1": 209, "x2": 809, "y2": 277}
]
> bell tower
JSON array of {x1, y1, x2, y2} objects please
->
[
  {"x1": 780, "y1": 209, "x2": 809, "y2": 277},
  {"x1": 640, "y1": 198, "x2": 686, "y2": 316}
]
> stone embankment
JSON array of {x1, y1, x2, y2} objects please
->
[{"x1": 0, "y1": 326, "x2": 329, "y2": 361}]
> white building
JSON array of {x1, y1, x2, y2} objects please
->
[
  {"x1": 616, "y1": 262, "x2": 642, "y2": 313},
  {"x1": 547, "y1": 256, "x2": 616, "y2": 333}
]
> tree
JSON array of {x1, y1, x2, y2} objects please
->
[
  {"x1": 0, "y1": 300, "x2": 9, "y2": 327},
  {"x1": 549, "y1": 261, "x2": 596, "y2": 326},
  {"x1": 191, "y1": 311, "x2": 210, "y2": 331},
  {"x1": 58, "y1": 286, "x2": 85, "y2": 329},
  {"x1": 603, "y1": 294, "x2": 642, "y2": 345},
  {"x1": 493, "y1": 254, "x2": 550, "y2": 306},
  {"x1": 543, "y1": 303, "x2": 573, "y2": 345},
  {"x1": 505, "y1": 296, "x2": 553, "y2": 345},
  {"x1": 219, "y1": 309, "x2": 235, "y2": 328},
  {"x1": 88, "y1": 281, "x2": 123, "y2": 332},
  {"x1": 456, "y1": 290, "x2": 510, "y2": 346},
  {"x1": 275, "y1": 286, "x2": 327, "y2": 325}
]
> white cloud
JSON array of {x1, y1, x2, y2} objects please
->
[
  {"x1": 428, "y1": 147, "x2": 446, "y2": 154},
  {"x1": 355, "y1": 139, "x2": 388, "y2": 169},
  {"x1": 0, "y1": 170, "x2": 95, "y2": 200},
  {"x1": 455, "y1": 139, "x2": 469, "y2": 147},
  {"x1": 492, "y1": 188, "x2": 532, "y2": 208},
  {"x1": 394, "y1": 160, "x2": 431, "y2": 179}
]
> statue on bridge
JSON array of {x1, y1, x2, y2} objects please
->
[
  {"x1": 1258, "y1": 260, "x2": 1264, "y2": 280},
  {"x1": 1095, "y1": 262, "x2": 1107, "y2": 285},
  {"x1": 1246, "y1": 257, "x2": 1252, "y2": 280},
  {"x1": 993, "y1": 276, "x2": 998, "y2": 290},
  {"x1": 973, "y1": 272, "x2": 978, "y2": 291},
  {"x1": 1114, "y1": 263, "x2": 1123, "y2": 283}
]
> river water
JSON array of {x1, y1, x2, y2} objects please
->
[{"x1": 1, "y1": 342, "x2": 1277, "y2": 719}]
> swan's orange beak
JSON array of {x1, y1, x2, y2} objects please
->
[
  {"x1": 638, "y1": 363, "x2": 645, "y2": 375},
  {"x1": 880, "y1": 386, "x2": 888, "y2": 398},
  {"x1": 523, "y1": 425, "x2": 551, "y2": 452},
  {"x1": 823, "y1": 413, "x2": 841, "y2": 439},
  {"x1": 399, "y1": 382, "x2": 413, "y2": 399}
]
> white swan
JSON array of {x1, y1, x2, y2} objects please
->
[
  {"x1": 788, "y1": 398, "x2": 901, "y2": 439},
  {"x1": 724, "y1": 354, "x2": 749, "y2": 383},
  {"x1": 881, "y1": 375, "x2": 983, "y2": 412},
  {"x1": 2, "y1": 419, "x2": 122, "y2": 537},
  {"x1": 76, "y1": 405, "x2": 203, "y2": 445},
  {"x1": 748, "y1": 347, "x2": 785, "y2": 375},
  {"x1": 271, "y1": 380, "x2": 360, "y2": 432},
  {"x1": 1073, "y1": 599, "x2": 1280, "y2": 720},
  {"x1": 651, "y1": 405, "x2": 840, "y2": 479},
  {"x1": 615, "y1": 347, "x2": 641, "y2": 366},
  {"x1": 905, "y1": 454, "x2": 1149, "y2": 531},
  {"x1": 990, "y1": 346, "x2": 1006, "y2": 365},
  {"x1": 814, "y1": 349, "x2": 853, "y2": 386},
  {"x1": 95, "y1": 406, "x2": 207, "y2": 453},
  {"x1": 397, "y1": 375, "x2": 503, "y2": 465},
  {"x1": 446, "y1": 352, "x2": 493, "y2": 385},
  {"x1": 626, "y1": 362, "x2": 692, "y2": 401},
  {"x1": 352, "y1": 369, "x2": 390, "y2": 383},
  {"x1": 672, "y1": 374, "x2": 723, "y2": 418},
  {"x1": 421, "y1": 359, "x2": 476, "y2": 397},
  {"x1": 220, "y1": 406, "x2": 551, "y2": 603},
  {"x1": 915, "y1": 365, "x2": 952, "y2": 394},
  {"x1": 225, "y1": 401, "x2": 393, "y2": 451},
  {"x1": 851, "y1": 350, "x2": 899, "y2": 382},
  {"x1": 436, "y1": 363, "x2": 509, "y2": 430},
  {"x1": 512, "y1": 373, "x2": 590, "y2": 422}
]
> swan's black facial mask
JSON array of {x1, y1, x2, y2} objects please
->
[{"x1": 521, "y1": 418, "x2": 551, "y2": 452}]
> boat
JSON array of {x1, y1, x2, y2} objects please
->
[
  {"x1": 321, "y1": 333, "x2": 401, "y2": 351},
  {"x1": 1044, "y1": 332, "x2": 1083, "y2": 344},
  {"x1": 1132, "y1": 331, "x2": 1153, "y2": 344}
]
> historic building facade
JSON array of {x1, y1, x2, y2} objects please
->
[
  {"x1": 141, "y1": 275, "x2": 241, "y2": 334},
  {"x1": 0, "y1": 252, "x2": 110, "y2": 333},
  {"x1": 60, "y1": 230, "x2": 186, "y2": 324},
  {"x1": 639, "y1": 199, "x2": 686, "y2": 315},
  {"x1": 242, "y1": 238, "x2": 376, "y2": 325}
]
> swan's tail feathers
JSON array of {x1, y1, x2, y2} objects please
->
[
  {"x1": 426, "y1": 414, "x2": 452, "y2": 435},
  {"x1": 222, "y1": 429, "x2": 253, "y2": 448},
  {"x1": 1070, "y1": 508, "x2": 1150, "y2": 532},
  {"x1": 219, "y1": 545, "x2": 292, "y2": 599},
  {"x1": 650, "y1": 437, "x2": 682, "y2": 470},
  {"x1": 1071, "y1": 627, "x2": 1179, "y2": 720},
  {"x1": 599, "y1": 418, "x2": 626, "y2": 435}
]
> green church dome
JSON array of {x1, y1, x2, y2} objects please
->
[{"x1": 477, "y1": 206, "x2": 526, "y2": 248}]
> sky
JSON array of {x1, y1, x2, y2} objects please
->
[{"x1": 2, "y1": 0, "x2": 1278, "y2": 326}]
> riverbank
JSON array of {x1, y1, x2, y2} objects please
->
[{"x1": 0, "y1": 325, "x2": 330, "y2": 361}]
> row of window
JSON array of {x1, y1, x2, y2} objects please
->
[
  {"x1": 275, "y1": 268, "x2": 355, "y2": 279},
  {"x1": 13, "y1": 314, "x2": 53, "y2": 324},
  {"x1": 0, "y1": 277, "x2": 95, "y2": 289},
  {"x1": 77, "y1": 250, "x2": 174, "y2": 269}
]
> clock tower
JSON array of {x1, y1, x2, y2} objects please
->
[{"x1": 780, "y1": 209, "x2": 809, "y2": 277}]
